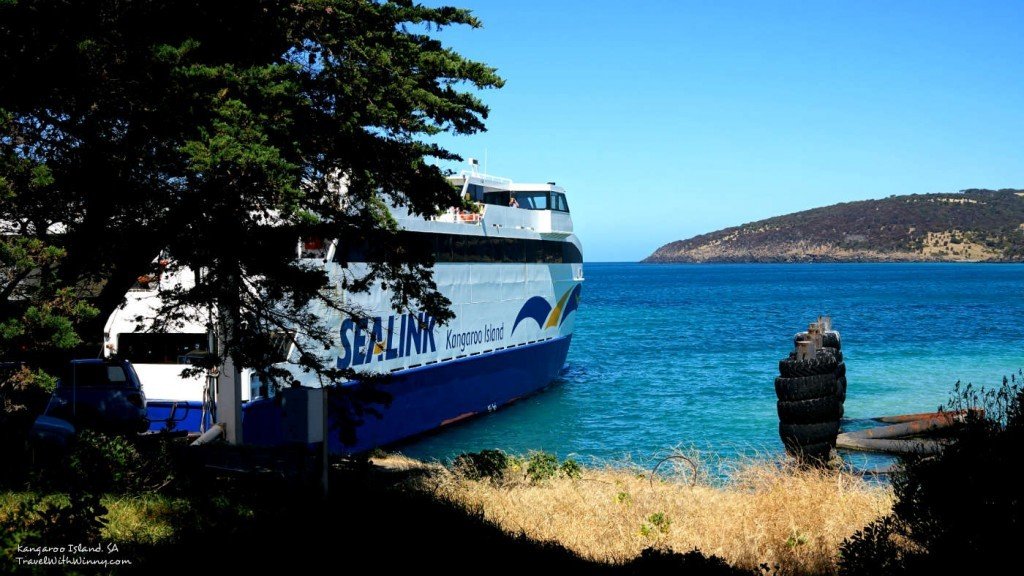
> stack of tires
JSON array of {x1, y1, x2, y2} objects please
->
[{"x1": 775, "y1": 330, "x2": 846, "y2": 461}]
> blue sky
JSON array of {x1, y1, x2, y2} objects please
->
[{"x1": 426, "y1": 1, "x2": 1024, "y2": 262}]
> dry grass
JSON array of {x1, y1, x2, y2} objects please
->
[
  {"x1": 920, "y1": 230, "x2": 1000, "y2": 260},
  {"x1": 415, "y1": 454, "x2": 893, "y2": 575}
]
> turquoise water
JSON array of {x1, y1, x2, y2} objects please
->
[{"x1": 401, "y1": 263, "x2": 1024, "y2": 465}]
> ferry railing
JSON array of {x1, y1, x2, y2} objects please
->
[
  {"x1": 459, "y1": 170, "x2": 513, "y2": 186},
  {"x1": 430, "y1": 204, "x2": 572, "y2": 234},
  {"x1": 433, "y1": 205, "x2": 486, "y2": 225}
]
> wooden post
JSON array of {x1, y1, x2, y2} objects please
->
[
  {"x1": 818, "y1": 315, "x2": 832, "y2": 332},
  {"x1": 807, "y1": 323, "x2": 823, "y2": 350},
  {"x1": 322, "y1": 386, "x2": 329, "y2": 499},
  {"x1": 217, "y1": 353, "x2": 244, "y2": 445},
  {"x1": 796, "y1": 339, "x2": 816, "y2": 360}
]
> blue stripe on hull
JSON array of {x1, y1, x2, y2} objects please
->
[{"x1": 243, "y1": 335, "x2": 573, "y2": 455}]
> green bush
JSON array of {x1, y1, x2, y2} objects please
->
[
  {"x1": 840, "y1": 372, "x2": 1024, "y2": 575},
  {"x1": 647, "y1": 512, "x2": 672, "y2": 534},
  {"x1": 69, "y1": 431, "x2": 146, "y2": 493},
  {"x1": 31, "y1": 431, "x2": 175, "y2": 495},
  {"x1": 0, "y1": 491, "x2": 108, "y2": 572},
  {"x1": 0, "y1": 366, "x2": 56, "y2": 488},
  {"x1": 559, "y1": 457, "x2": 582, "y2": 480},
  {"x1": 455, "y1": 450, "x2": 583, "y2": 485},
  {"x1": 453, "y1": 449, "x2": 510, "y2": 481},
  {"x1": 525, "y1": 451, "x2": 559, "y2": 484},
  {"x1": 838, "y1": 516, "x2": 910, "y2": 575}
]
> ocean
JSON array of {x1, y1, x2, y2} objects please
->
[{"x1": 400, "y1": 263, "x2": 1024, "y2": 467}]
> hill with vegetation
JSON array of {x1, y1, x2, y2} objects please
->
[{"x1": 644, "y1": 189, "x2": 1024, "y2": 263}]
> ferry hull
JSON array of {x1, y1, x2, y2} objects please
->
[
  {"x1": 239, "y1": 335, "x2": 572, "y2": 454},
  {"x1": 146, "y1": 400, "x2": 205, "y2": 433}
]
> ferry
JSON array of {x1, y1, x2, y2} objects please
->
[{"x1": 102, "y1": 167, "x2": 584, "y2": 454}]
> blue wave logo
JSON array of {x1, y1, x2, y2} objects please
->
[
  {"x1": 511, "y1": 296, "x2": 552, "y2": 335},
  {"x1": 559, "y1": 284, "x2": 582, "y2": 325},
  {"x1": 511, "y1": 284, "x2": 582, "y2": 335}
]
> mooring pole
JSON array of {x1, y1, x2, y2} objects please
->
[
  {"x1": 322, "y1": 386, "x2": 329, "y2": 498},
  {"x1": 795, "y1": 339, "x2": 816, "y2": 360},
  {"x1": 217, "y1": 351, "x2": 244, "y2": 445}
]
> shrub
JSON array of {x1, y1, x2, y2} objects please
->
[
  {"x1": 559, "y1": 457, "x2": 582, "y2": 479},
  {"x1": 646, "y1": 512, "x2": 671, "y2": 535},
  {"x1": 69, "y1": 431, "x2": 147, "y2": 493},
  {"x1": 525, "y1": 451, "x2": 559, "y2": 484},
  {"x1": 0, "y1": 366, "x2": 55, "y2": 488},
  {"x1": 30, "y1": 431, "x2": 176, "y2": 495},
  {"x1": 0, "y1": 491, "x2": 108, "y2": 570},
  {"x1": 840, "y1": 371, "x2": 1024, "y2": 575},
  {"x1": 453, "y1": 449, "x2": 510, "y2": 481},
  {"x1": 838, "y1": 516, "x2": 911, "y2": 575},
  {"x1": 454, "y1": 450, "x2": 581, "y2": 485},
  {"x1": 621, "y1": 547, "x2": 751, "y2": 575}
]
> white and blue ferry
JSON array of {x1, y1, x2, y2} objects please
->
[{"x1": 102, "y1": 168, "x2": 583, "y2": 454}]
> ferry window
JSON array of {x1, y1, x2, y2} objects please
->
[
  {"x1": 543, "y1": 242, "x2": 562, "y2": 263},
  {"x1": 503, "y1": 238, "x2": 524, "y2": 262},
  {"x1": 552, "y1": 193, "x2": 570, "y2": 212},
  {"x1": 451, "y1": 235, "x2": 473, "y2": 263},
  {"x1": 478, "y1": 236, "x2": 498, "y2": 263},
  {"x1": 516, "y1": 191, "x2": 549, "y2": 210},
  {"x1": 562, "y1": 242, "x2": 582, "y2": 262},
  {"x1": 470, "y1": 236, "x2": 490, "y2": 262},
  {"x1": 522, "y1": 240, "x2": 536, "y2": 263},
  {"x1": 478, "y1": 236, "x2": 489, "y2": 262},
  {"x1": 268, "y1": 330, "x2": 295, "y2": 363},
  {"x1": 337, "y1": 239, "x2": 368, "y2": 264},
  {"x1": 431, "y1": 234, "x2": 452, "y2": 262},
  {"x1": 118, "y1": 333, "x2": 208, "y2": 364},
  {"x1": 348, "y1": 232, "x2": 583, "y2": 264},
  {"x1": 467, "y1": 184, "x2": 485, "y2": 202},
  {"x1": 482, "y1": 191, "x2": 511, "y2": 206}
]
